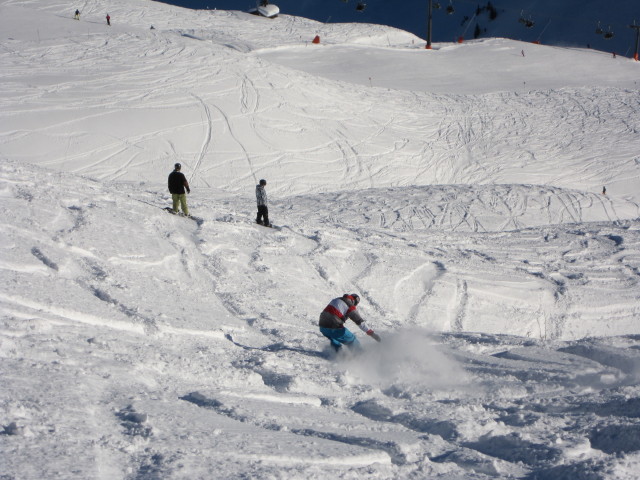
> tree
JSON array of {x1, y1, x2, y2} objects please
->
[{"x1": 488, "y1": 2, "x2": 497, "y2": 20}]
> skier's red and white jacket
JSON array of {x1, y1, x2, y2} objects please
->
[{"x1": 319, "y1": 295, "x2": 370, "y2": 333}]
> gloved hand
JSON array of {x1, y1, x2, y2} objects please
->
[{"x1": 367, "y1": 330, "x2": 381, "y2": 342}]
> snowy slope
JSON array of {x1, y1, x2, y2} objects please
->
[
  {"x1": 2, "y1": 2, "x2": 640, "y2": 197},
  {"x1": 3, "y1": 158, "x2": 640, "y2": 479},
  {"x1": 2, "y1": 0, "x2": 640, "y2": 479}
]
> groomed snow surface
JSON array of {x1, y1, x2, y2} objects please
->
[{"x1": 1, "y1": 1, "x2": 640, "y2": 479}]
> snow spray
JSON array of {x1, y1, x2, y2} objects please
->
[{"x1": 344, "y1": 329, "x2": 469, "y2": 391}]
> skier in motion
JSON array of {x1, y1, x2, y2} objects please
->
[{"x1": 319, "y1": 294, "x2": 381, "y2": 352}]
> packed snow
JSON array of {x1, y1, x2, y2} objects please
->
[{"x1": 1, "y1": 0, "x2": 640, "y2": 479}]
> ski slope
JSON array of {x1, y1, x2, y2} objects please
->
[
  {"x1": 1, "y1": 1, "x2": 640, "y2": 479},
  {"x1": 2, "y1": 1, "x2": 639, "y2": 196}
]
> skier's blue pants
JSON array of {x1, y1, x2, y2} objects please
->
[{"x1": 320, "y1": 327, "x2": 361, "y2": 352}]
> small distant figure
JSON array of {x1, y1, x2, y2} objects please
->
[
  {"x1": 168, "y1": 163, "x2": 191, "y2": 216},
  {"x1": 106, "y1": 14, "x2": 111, "y2": 26},
  {"x1": 602, "y1": 186, "x2": 607, "y2": 195},
  {"x1": 521, "y1": 49, "x2": 525, "y2": 57},
  {"x1": 612, "y1": 52, "x2": 616, "y2": 59},
  {"x1": 256, "y1": 179, "x2": 271, "y2": 227},
  {"x1": 74, "y1": 9, "x2": 80, "y2": 20}
]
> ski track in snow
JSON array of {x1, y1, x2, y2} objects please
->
[{"x1": 2, "y1": 1, "x2": 640, "y2": 479}]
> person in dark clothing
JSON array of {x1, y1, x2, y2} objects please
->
[
  {"x1": 256, "y1": 179, "x2": 270, "y2": 227},
  {"x1": 106, "y1": 14, "x2": 111, "y2": 26},
  {"x1": 168, "y1": 163, "x2": 190, "y2": 216},
  {"x1": 319, "y1": 294, "x2": 381, "y2": 352},
  {"x1": 74, "y1": 9, "x2": 80, "y2": 20}
]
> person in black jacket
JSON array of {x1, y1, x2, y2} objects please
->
[{"x1": 168, "y1": 163, "x2": 190, "y2": 216}]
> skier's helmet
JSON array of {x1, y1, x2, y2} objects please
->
[
  {"x1": 343, "y1": 293, "x2": 360, "y2": 306},
  {"x1": 174, "y1": 163, "x2": 181, "y2": 170},
  {"x1": 259, "y1": 179, "x2": 267, "y2": 186}
]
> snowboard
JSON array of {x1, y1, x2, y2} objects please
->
[
  {"x1": 165, "y1": 207, "x2": 203, "y2": 225},
  {"x1": 256, "y1": 221, "x2": 281, "y2": 231}
]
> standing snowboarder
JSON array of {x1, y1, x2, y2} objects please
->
[
  {"x1": 106, "y1": 14, "x2": 111, "y2": 26},
  {"x1": 256, "y1": 179, "x2": 271, "y2": 227},
  {"x1": 168, "y1": 163, "x2": 191, "y2": 216},
  {"x1": 74, "y1": 9, "x2": 80, "y2": 20},
  {"x1": 319, "y1": 294, "x2": 381, "y2": 352}
]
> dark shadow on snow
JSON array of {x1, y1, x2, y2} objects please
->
[{"x1": 224, "y1": 333, "x2": 330, "y2": 360}]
